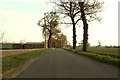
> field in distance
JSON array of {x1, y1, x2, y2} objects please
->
[
  {"x1": 1, "y1": 49, "x2": 39, "y2": 57},
  {"x1": 88, "y1": 47, "x2": 119, "y2": 54}
]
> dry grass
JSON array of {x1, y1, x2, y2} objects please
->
[{"x1": 1, "y1": 49, "x2": 39, "y2": 57}]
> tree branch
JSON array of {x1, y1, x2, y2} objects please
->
[{"x1": 75, "y1": 17, "x2": 82, "y2": 24}]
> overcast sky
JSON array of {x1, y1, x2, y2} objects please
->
[{"x1": 0, "y1": 0, "x2": 119, "y2": 46}]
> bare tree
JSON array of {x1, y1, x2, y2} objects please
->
[
  {"x1": 52, "y1": 0, "x2": 82, "y2": 49},
  {"x1": 79, "y1": 0, "x2": 103, "y2": 51},
  {"x1": 97, "y1": 40, "x2": 102, "y2": 47},
  {"x1": 19, "y1": 39, "x2": 26, "y2": 44},
  {"x1": 0, "y1": 32, "x2": 5, "y2": 43},
  {"x1": 52, "y1": 0, "x2": 103, "y2": 51}
]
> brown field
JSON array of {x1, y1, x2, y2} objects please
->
[{"x1": 1, "y1": 49, "x2": 39, "y2": 57}]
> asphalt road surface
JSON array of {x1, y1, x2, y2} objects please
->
[{"x1": 16, "y1": 49, "x2": 119, "y2": 78}]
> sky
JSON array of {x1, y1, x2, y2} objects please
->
[{"x1": 0, "y1": 0, "x2": 119, "y2": 46}]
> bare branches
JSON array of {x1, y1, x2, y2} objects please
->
[
  {"x1": 75, "y1": 17, "x2": 82, "y2": 24},
  {"x1": 84, "y1": 0, "x2": 103, "y2": 22},
  {"x1": 52, "y1": 0, "x2": 103, "y2": 24},
  {"x1": 73, "y1": 11, "x2": 80, "y2": 17},
  {"x1": 0, "y1": 32, "x2": 5, "y2": 43},
  {"x1": 52, "y1": 0, "x2": 103, "y2": 49},
  {"x1": 52, "y1": 1, "x2": 82, "y2": 26}
]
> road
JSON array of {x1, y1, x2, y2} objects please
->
[{"x1": 16, "y1": 49, "x2": 119, "y2": 78}]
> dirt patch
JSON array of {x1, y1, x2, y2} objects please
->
[{"x1": 1, "y1": 49, "x2": 39, "y2": 57}]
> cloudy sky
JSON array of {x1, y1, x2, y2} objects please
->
[{"x1": 0, "y1": 0, "x2": 119, "y2": 46}]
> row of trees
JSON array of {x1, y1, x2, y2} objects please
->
[
  {"x1": 50, "y1": 33, "x2": 67, "y2": 48},
  {"x1": 38, "y1": 0, "x2": 104, "y2": 52},
  {"x1": 38, "y1": 12, "x2": 67, "y2": 48}
]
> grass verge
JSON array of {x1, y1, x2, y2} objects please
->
[
  {"x1": 64, "y1": 48, "x2": 120, "y2": 68},
  {"x1": 2, "y1": 49, "x2": 49, "y2": 73}
]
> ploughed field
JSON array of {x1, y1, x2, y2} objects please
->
[{"x1": 1, "y1": 49, "x2": 39, "y2": 57}]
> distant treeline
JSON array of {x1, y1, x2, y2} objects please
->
[
  {"x1": 104, "y1": 46, "x2": 120, "y2": 48},
  {"x1": 76, "y1": 45, "x2": 120, "y2": 48},
  {"x1": 91, "y1": 45, "x2": 120, "y2": 48}
]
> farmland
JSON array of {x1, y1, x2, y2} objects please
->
[
  {"x1": 88, "y1": 47, "x2": 118, "y2": 54},
  {"x1": 1, "y1": 49, "x2": 39, "y2": 57}
]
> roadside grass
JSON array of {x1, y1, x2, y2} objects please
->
[
  {"x1": 88, "y1": 47, "x2": 119, "y2": 59},
  {"x1": 64, "y1": 48, "x2": 120, "y2": 68},
  {"x1": 2, "y1": 49, "x2": 49, "y2": 73}
]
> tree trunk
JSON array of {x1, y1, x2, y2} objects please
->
[
  {"x1": 72, "y1": 19, "x2": 77, "y2": 49},
  {"x1": 48, "y1": 33, "x2": 52, "y2": 48},
  {"x1": 69, "y1": 2, "x2": 77, "y2": 49},
  {"x1": 79, "y1": 2, "x2": 88, "y2": 52}
]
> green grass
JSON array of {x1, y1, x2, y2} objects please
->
[
  {"x1": 88, "y1": 47, "x2": 119, "y2": 58},
  {"x1": 2, "y1": 49, "x2": 49, "y2": 73},
  {"x1": 64, "y1": 48, "x2": 120, "y2": 68},
  {"x1": 88, "y1": 47, "x2": 118, "y2": 54}
]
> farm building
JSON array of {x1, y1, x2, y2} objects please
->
[
  {"x1": 0, "y1": 42, "x2": 44, "y2": 50},
  {"x1": 24, "y1": 42, "x2": 44, "y2": 49}
]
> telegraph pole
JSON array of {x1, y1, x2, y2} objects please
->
[{"x1": 44, "y1": 13, "x2": 47, "y2": 48}]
